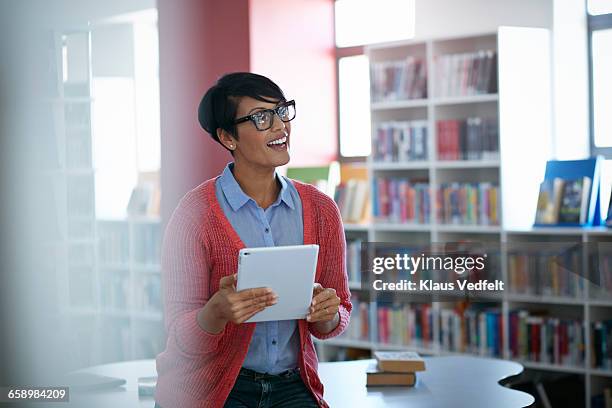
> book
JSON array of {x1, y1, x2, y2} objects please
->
[
  {"x1": 534, "y1": 178, "x2": 564, "y2": 224},
  {"x1": 540, "y1": 157, "x2": 604, "y2": 226},
  {"x1": 365, "y1": 362, "x2": 416, "y2": 387},
  {"x1": 373, "y1": 351, "x2": 426, "y2": 373},
  {"x1": 558, "y1": 177, "x2": 591, "y2": 224}
]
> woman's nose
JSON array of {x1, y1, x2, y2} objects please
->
[{"x1": 270, "y1": 112, "x2": 287, "y2": 132}]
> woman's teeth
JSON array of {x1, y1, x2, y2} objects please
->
[{"x1": 267, "y1": 136, "x2": 287, "y2": 146}]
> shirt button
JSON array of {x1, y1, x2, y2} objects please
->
[
  {"x1": 265, "y1": 228, "x2": 270, "y2": 233},
  {"x1": 272, "y1": 340, "x2": 277, "y2": 345}
]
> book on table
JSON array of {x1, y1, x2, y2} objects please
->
[
  {"x1": 374, "y1": 351, "x2": 426, "y2": 373},
  {"x1": 366, "y1": 362, "x2": 416, "y2": 387}
]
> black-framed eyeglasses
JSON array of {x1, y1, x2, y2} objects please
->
[{"x1": 234, "y1": 100, "x2": 296, "y2": 131}]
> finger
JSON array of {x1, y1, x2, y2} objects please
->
[
  {"x1": 234, "y1": 295, "x2": 277, "y2": 322},
  {"x1": 311, "y1": 288, "x2": 336, "y2": 306},
  {"x1": 236, "y1": 306, "x2": 266, "y2": 324},
  {"x1": 233, "y1": 292, "x2": 278, "y2": 312},
  {"x1": 309, "y1": 297, "x2": 340, "y2": 314},
  {"x1": 234, "y1": 302, "x2": 267, "y2": 322},
  {"x1": 307, "y1": 306, "x2": 339, "y2": 322},
  {"x1": 219, "y1": 274, "x2": 237, "y2": 289},
  {"x1": 312, "y1": 283, "x2": 324, "y2": 295},
  {"x1": 236, "y1": 286, "x2": 274, "y2": 300}
]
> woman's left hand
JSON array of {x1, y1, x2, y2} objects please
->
[{"x1": 306, "y1": 283, "x2": 340, "y2": 322}]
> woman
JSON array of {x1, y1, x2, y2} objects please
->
[{"x1": 154, "y1": 72, "x2": 351, "y2": 408}]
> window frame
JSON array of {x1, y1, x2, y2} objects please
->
[
  {"x1": 335, "y1": 45, "x2": 368, "y2": 162},
  {"x1": 587, "y1": 10, "x2": 612, "y2": 158}
]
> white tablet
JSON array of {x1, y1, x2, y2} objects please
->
[{"x1": 236, "y1": 244, "x2": 319, "y2": 323}]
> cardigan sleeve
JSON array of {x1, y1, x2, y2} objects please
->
[
  {"x1": 308, "y1": 191, "x2": 352, "y2": 340},
  {"x1": 161, "y1": 200, "x2": 225, "y2": 358}
]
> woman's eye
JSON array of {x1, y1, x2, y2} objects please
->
[{"x1": 252, "y1": 112, "x2": 266, "y2": 123}]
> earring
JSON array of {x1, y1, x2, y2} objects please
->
[{"x1": 229, "y1": 144, "x2": 234, "y2": 149}]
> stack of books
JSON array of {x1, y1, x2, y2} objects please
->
[{"x1": 366, "y1": 351, "x2": 426, "y2": 387}]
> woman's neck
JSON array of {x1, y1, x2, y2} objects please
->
[{"x1": 231, "y1": 161, "x2": 280, "y2": 209}]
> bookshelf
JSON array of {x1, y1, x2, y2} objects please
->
[
  {"x1": 323, "y1": 28, "x2": 612, "y2": 408},
  {"x1": 41, "y1": 28, "x2": 164, "y2": 369}
]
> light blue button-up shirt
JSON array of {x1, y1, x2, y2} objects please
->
[{"x1": 215, "y1": 162, "x2": 303, "y2": 374}]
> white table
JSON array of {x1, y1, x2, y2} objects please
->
[{"x1": 52, "y1": 356, "x2": 534, "y2": 408}]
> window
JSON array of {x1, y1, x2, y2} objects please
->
[
  {"x1": 335, "y1": 0, "x2": 416, "y2": 159},
  {"x1": 588, "y1": 0, "x2": 612, "y2": 157}
]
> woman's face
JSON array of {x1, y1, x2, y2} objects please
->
[{"x1": 232, "y1": 96, "x2": 291, "y2": 169}]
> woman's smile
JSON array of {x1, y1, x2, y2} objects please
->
[{"x1": 266, "y1": 134, "x2": 289, "y2": 151}]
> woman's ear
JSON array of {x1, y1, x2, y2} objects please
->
[{"x1": 217, "y1": 129, "x2": 236, "y2": 151}]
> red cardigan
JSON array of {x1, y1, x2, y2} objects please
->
[{"x1": 154, "y1": 177, "x2": 352, "y2": 408}]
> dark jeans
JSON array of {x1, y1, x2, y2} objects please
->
[{"x1": 154, "y1": 367, "x2": 318, "y2": 408}]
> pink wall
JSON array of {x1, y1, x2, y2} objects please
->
[
  {"x1": 249, "y1": 0, "x2": 337, "y2": 166},
  {"x1": 158, "y1": 0, "x2": 251, "y2": 225}
]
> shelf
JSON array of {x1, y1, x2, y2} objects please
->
[
  {"x1": 506, "y1": 293, "x2": 585, "y2": 305},
  {"x1": 315, "y1": 337, "x2": 437, "y2": 355},
  {"x1": 588, "y1": 299, "x2": 612, "y2": 307},
  {"x1": 370, "y1": 161, "x2": 431, "y2": 170},
  {"x1": 506, "y1": 227, "x2": 590, "y2": 235},
  {"x1": 433, "y1": 94, "x2": 498, "y2": 105},
  {"x1": 372, "y1": 342, "x2": 437, "y2": 355},
  {"x1": 314, "y1": 337, "x2": 372, "y2": 349},
  {"x1": 436, "y1": 224, "x2": 501, "y2": 233},
  {"x1": 343, "y1": 223, "x2": 370, "y2": 232},
  {"x1": 590, "y1": 368, "x2": 612, "y2": 377},
  {"x1": 371, "y1": 99, "x2": 428, "y2": 110},
  {"x1": 372, "y1": 222, "x2": 432, "y2": 231},
  {"x1": 435, "y1": 159, "x2": 500, "y2": 169}
]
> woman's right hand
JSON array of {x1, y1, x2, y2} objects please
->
[{"x1": 198, "y1": 274, "x2": 278, "y2": 333}]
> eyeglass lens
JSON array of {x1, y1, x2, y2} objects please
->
[{"x1": 252, "y1": 103, "x2": 295, "y2": 130}]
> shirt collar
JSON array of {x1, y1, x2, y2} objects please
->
[{"x1": 219, "y1": 162, "x2": 295, "y2": 211}]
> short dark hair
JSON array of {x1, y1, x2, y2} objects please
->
[{"x1": 198, "y1": 72, "x2": 286, "y2": 148}]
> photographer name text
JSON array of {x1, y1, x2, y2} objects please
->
[{"x1": 372, "y1": 279, "x2": 505, "y2": 292}]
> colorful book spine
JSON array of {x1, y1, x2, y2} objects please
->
[
  {"x1": 436, "y1": 117, "x2": 499, "y2": 161},
  {"x1": 343, "y1": 294, "x2": 370, "y2": 341},
  {"x1": 376, "y1": 302, "x2": 433, "y2": 348},
  {"x1": 373, "y1": 121, "x2": 428, "y2": 162},
  {"x1": 370, "y1": 57, "x2": 427, "y2": 102},
  {"x1": 591, "y1": 320, "x2": 612, "y2": 370},
  {"x1": 507, "y1": 249, "x2": 583, "y2": 298},
  {"x1": 437, "y1": 182, "x2": 499, "y2": 225},
  {"x1": 435, "y1": 50, "x2": 497, "y2": 97},
  {"x1": 439, "y1": 307, "x2": 503, "y2": 357},
  {"x1": 509, "y1": 310, "x2": 585, "y2": 367},
  {"x1": 372, "y1": 176, "x2": 430, "y2": 224}
]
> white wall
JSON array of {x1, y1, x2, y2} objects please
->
[{"x1": 414, "y1": 0, "x2": 553, "y2": 39}]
